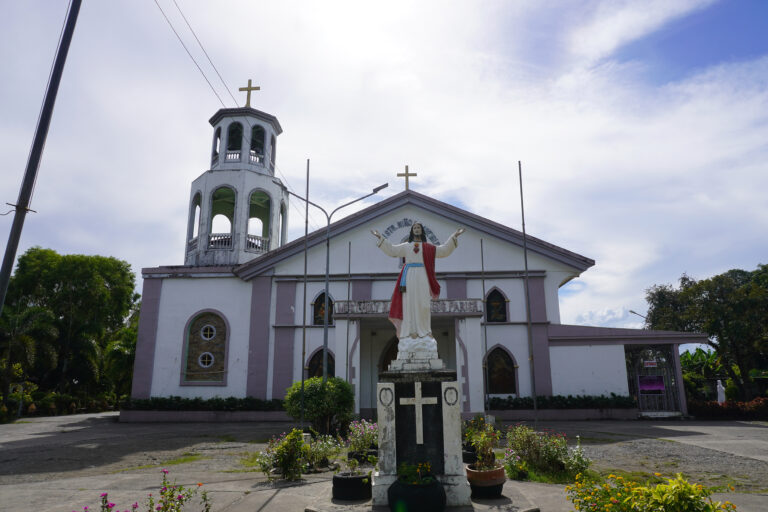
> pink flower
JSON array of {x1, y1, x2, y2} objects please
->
[
  {"x1": 177, "y1": 494, "x2": 184, "y2": 500},
  {"x1": 161, "y1": 468, "x2": 169, "y2": 475},
  {"x1": 100, "y1": 493, "x2": 108, "y2": 497},
  {"x1": 132, "y1": 503, "x2": 138, "y2": 510}
]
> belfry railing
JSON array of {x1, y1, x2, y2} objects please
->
[
  {"x1": 245, "y1": 234, "x2": 269, "y2": 253},
  {"x1": 208, "y1": 233, "x2": 233, "y2": 249}
]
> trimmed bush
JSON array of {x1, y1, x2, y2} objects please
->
[
  {"x1": 121, "y1": 395, "x2": 284, "y2": 412},
  {"x1": 284, "y1": 377, "x2": 354, "y2": 435},
  {"x1": 688, "y1": 397, "x2": 768, "y2": 420},
  {"x1": 489, "y1": 393, "x2": 636, "y2": 410}
]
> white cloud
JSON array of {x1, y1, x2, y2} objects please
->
[{"x1": 1, "y1": 1, "x2": 767, "y2": 330}]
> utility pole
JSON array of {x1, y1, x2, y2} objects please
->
[{"x1": 0, "y1": 0, "x2": 83, "y2": 318}]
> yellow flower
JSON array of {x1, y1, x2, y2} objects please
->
[{"x1": 653, "y1": 472, "x2": 661, "y2": 477}]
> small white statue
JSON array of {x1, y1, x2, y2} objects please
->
[{"x1": 716, "y1": 379, "x2": 726, "y2": 403}]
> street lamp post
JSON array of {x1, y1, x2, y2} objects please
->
[{"x1": 277, "y1": 180, "x2": 388, "y2": 383}]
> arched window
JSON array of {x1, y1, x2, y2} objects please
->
[
  {"x1": 485, "y1": 347, "x2": 516, "y2": 394},
  {"x1": 486, "y1": 289, "x2": 507, "y2": 323},
  {"x1": 307, "y1": 349, "x2": 335, "y2": 379},
  {"x1": 226, "y1": 122, "x2": 243, "y2": 161},
  {"x1": 269, "y1": 135, "x2": 276, "y2": 172},
  {"x1": 313, "y1": 293, "x2": 333, "y2": 326},
  {"x1": 246, "y1": 190, "x2": 271, "y2": 252},
  {"x1": 250, "y1": 125, "x2": 265, "y2": 164},
  {"x1": 187, "y1": 192, "x2": 201, "y2": 247},
  {"x1": 212, "y1": 127, "x2": 221, "y2": 162},
  {"x1": 209, "y1": 187, "x2": 235, "y2": 249},
  {"x1": 279, "y1": 203, "x2": 287, "y2": 246},
  {"x1": 183, "y1": 311, "x2": 227, "y2": 384}
]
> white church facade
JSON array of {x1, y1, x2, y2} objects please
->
[{"x1": 131, "y1": 103, "x2": 706, "y2": 418}]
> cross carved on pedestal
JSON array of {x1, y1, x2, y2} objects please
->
[{"x1": 399, "y1": 381, "x2": 437, "y2": 445}]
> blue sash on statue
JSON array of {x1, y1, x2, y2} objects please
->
[{"x1": 399, "y1": 263, "x2": 423, "y2": 292}]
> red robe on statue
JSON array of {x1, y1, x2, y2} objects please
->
[{"x1": 388, "y1": 242, "x2": 440, "y2": 327}]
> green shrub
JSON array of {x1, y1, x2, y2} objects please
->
[
  {"x1": 346, "y1": 419, "x2": 378, "y2": 454},
  {"x1": 566, "y1": 473, "x2": 737, "y2": 511},
  {"x1": 121, "y1": 395, "x2": 284, "y2": 412},
  {"x1": 489, "y1": 393, "x2": 636, "y2": 410},
  {"x1": 688, "y1": 397, "x2": 768, "y2": 420},
  {"x1": 244, "y1": 429, "x2": 306, "y2": 481},
  {"x1": 505, "y1": 424, "x2": 591, "y2": 479},
  {"x1": 283, "y1": 377, "x2": 354, "y2": 435},
  {"x1": 302, "y1": 434, "x2": 341, "y2": 471}
]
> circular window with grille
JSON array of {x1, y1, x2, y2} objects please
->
[
  {"x1": 200, "y1": 324, "x2": 216, "y2": 340},
  {"x1": 198, "y1": 352, "x2": 215, "y2": 368}
]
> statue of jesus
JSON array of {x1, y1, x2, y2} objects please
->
[{"x1": 371, "y1": 222, "x2": 465, "y2": 363}]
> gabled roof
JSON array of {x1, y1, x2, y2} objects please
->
[{"x1": 235, "y1": 190, "x2": 594, "y2": 281}]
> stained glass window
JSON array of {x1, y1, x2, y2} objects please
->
[{"x1": 486, "y1": 347, "x2": 516, "y2": 394}]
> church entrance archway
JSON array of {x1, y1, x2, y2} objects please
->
[{"x1": 357, "y1": 317, "x2": 457, "y2": 417}]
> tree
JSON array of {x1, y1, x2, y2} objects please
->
[
  {"x1": 7, "y1": 247, "x2": 139, "y2": 395},
  {"x1": 0, "y1": 303, "x2": 58, "y2": 404},
  {"x1": 645, "y1": 265, "x2": 768, "y2": 400}
]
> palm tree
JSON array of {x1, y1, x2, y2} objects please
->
[{"x1": 0, "y1": 304, "x2": 58, "y2": 404}]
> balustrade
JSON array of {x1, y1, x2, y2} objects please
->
[
  {"x1": 225, "y1": 150, "x2": 241, "y2": 161},
  {"x1": 208, "y1": 233, "x2": 233, "y2": 249},
  {"x1": 245, "y1": 234, "x2": 269, "y2": 253}
]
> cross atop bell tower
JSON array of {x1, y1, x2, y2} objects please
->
[{"x1": 238, "y1": 79, "x2": 260, "y2": 108}]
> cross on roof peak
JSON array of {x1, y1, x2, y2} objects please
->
[
  {"x1": 397, "y1": 165, "x2": 417, "y2": 190},
  {"x1": 238, "y1": 79, "x2": 260, "y2": 108}
]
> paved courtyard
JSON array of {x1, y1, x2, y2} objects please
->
[{"x1": 0, "y1": 413, "x2": 766, "y2": 511}]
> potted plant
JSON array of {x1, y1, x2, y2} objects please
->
[
  {"x1": 346, "y1": 419, "x2": 378, "y2": 462},
  {"x1": 465, "y1": 419, "x2": 506, "y2": 498},
  {"x1": 387, "y1": 461, "x2": 446, "y2": 512},
  {"x1": 332, "y1": 455, "x2": 376, "y2": 501}
]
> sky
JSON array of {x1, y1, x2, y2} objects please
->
[{"x1": 1, "y1": 0, "x2": 767, "y2": 331}]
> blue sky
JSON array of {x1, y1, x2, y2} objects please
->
[{"x1": 1, "y1": 0, "x2": 767, "y2": 333}]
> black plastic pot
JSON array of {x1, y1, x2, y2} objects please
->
[
  {"x1": 332, "y1": 471, "x2": 372, "y2": 501},
  {"x1": 387, "y1": 478, "x2": 446, "y2": 512}
]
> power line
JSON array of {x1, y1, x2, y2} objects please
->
[
  {"x1": 153, "y1": 0, "x2": 225, "y2": 107},
  {"x1": 171, "y1": 0, "x2": 238, "y2": 106},
  {"x1": 155, "y1": 1, "x2": 326, "y2": 236}
]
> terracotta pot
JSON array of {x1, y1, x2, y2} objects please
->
[
  {"x1": 465, "y1": 464, "x2": 506, "y2": 499},
  {"x1": 387, "y1": 478, "x2": 446, "y2": 512},
  {"x1": 332, "y1": 471, "x2": 372, "y2": 501}
]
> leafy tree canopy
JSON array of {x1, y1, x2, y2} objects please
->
[
  {"x1": 645, "y1": 265, "x2": 768, "y2": 400},
  {"x1": 3, "y1": 247, "x2": 139, "y2": 395}
]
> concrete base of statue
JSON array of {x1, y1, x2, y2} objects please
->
[
  {"x1": 372, "y1": 369, "x2": 471, "y2": 507},
  {"x1": 388, "y1": 334, "x2": 445, "y2": 371}
]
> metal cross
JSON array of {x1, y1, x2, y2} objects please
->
[
  {"x1": 238, "y1": 79, "x2": 260, "y2": 108},
  {"x1": 397, "y1": 165, "x2": 417, "y2": 190},
  {"x1": 399, "y1": 381, "x2": 437, "y2": 444}
]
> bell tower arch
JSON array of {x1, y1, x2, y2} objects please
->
[{"x1": 184, "y1": 83, "x2": 288, "y2": 266}]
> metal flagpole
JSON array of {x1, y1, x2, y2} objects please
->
[
  {"x1": 480, "y1": 239, "x2": 490, "y2": 413},
  {"x1": 0, "y1": 0, "x2": 82, "y2": 318},
  {"x1": 345, "y1": 241, "x2": 352, "y2": 382},
  {"x1": 299, "y1": 159, "x2": 310, "y2": 429},
  {"x1": 519, "y1": 160, "x2": 538, "y2": 428}
]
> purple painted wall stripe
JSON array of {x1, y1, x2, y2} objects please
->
[
  {"x1": 529, "y1": 277, "x2": 553, "y2": 396},
  {"x1": 247, "y1": 276, "x2": 272, "y2": 398},
  {"x1": 352, "y1": 279, "x2": 372, "y2": 301},
  {"x1": 272, "y1": 282, "x2": 297, "y2": 398},
  {"x1": 131, "y1": 278, "x2": 163, "y2": 399},
  {"x1": 446, "y1": 278, "x2": 467, "y2": 300}
]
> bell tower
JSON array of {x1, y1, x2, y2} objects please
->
[{"x1": 184, "y1": 83, "x2": 289, "y2": 266}]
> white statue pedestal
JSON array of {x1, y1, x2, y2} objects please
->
[{"x1": 373, "y1": 369, "x2": 471, "y2": 507}]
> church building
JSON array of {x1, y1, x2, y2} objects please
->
[{"x1": 130, "y1": 98, "x2": 706, "y2": 419}]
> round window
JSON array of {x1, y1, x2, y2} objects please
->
[
  {"x1": 200, "y1": 324, "x2": 216, "y2": 340},
  {"x1": 198, "y1": 352, "x2": 215, "y2": 368}
]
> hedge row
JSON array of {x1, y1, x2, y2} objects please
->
[
  {"x1": 688, "y1": 397, "x2": 768, "y2": 420},
  {"x1": 488, "y1": 393, "x2": 636, "y2": 410},
  {"x1": 121, "y1": 395, "x2": 284, "y2": 412}
]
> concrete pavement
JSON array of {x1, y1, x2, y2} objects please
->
[{"x1": 1, "y1": 413, "x2": 766, "y2": 511}]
